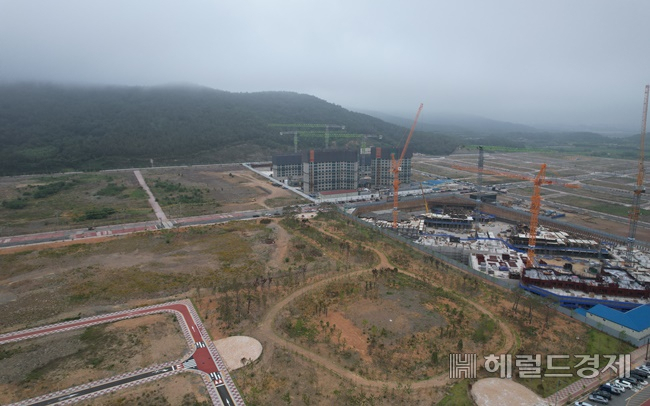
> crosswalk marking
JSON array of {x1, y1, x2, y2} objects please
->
[
  {"x1": 209, "y1": 372, "x2": 224, "y2": 385},
  {"x1": 195, "y1": 341, "x2": 206, "y2": 348}
]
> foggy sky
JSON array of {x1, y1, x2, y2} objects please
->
[{"x1": 1, "y1": 0, "x2": 649, "y2": 133}]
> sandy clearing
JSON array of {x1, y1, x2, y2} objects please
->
[
  {"x1": 471, "y1": 378, "x2": 549, "y2": 406},
  {"x1": 214, "y1": 336, "x2": 263, "y2": 370}
]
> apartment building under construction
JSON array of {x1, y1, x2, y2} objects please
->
[{"x1": 272, "y1": 147, "x2": 412, "y2": 193}]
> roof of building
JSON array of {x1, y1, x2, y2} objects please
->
[
  {"x1": 371, "y1": 146, "x2": 413, "y2": 160},
  {"x1": 422, "y1": 179, "x2": 453, "y2": 187},
  {"x1": 302, "y1": 149, "x2": 358, "y2": 163},
  {"x1": 587, "y1": 304, "x2": 650, "y2": 332},
  {"x1": 272, "y1": 154, "x2": 302, "y2": 166}
]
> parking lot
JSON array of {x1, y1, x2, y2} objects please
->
[{"x1": 573, "y1": 378, "x2": 650, "y2": 406}]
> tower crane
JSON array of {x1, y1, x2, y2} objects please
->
[
  {"x1": 269, "y1": 124, "x2": 345, "y2": 149},
  {"x1": 451, "y1": 163, "x2": 579, "y2": 267},
  {"x1": 277, "y1": 130, "x2": 382, "y2": 152},
  {"x1": 626, "y1": 84, "x2": 649, "y2": 263},
  {"x1": 420, "y1": 182, "x2": 430, "y2": 214},
  {"x1": 392, "y1": 103, "x2": 424, "y2": 229}
]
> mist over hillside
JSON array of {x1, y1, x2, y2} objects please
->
[
  {"x1": 0, "y1": 83, "x2": 462, "y2": 175},
  {"x1": 0, "y1": 83, "x2": 644, "y2": 176},
  {"x1": 357, "y1": 109, "x2": 539, "y2": 135}
]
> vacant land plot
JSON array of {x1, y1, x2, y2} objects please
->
[
  {"x1": 0, "y1": 172, "x2": 153, "y2": 236},
  {"x1": 0, "y1": 222, "x2": 275, "y2": 332},
  {"x1": 425, "y1": 151, "x2": 650, "y2": 243},
  {"x1": 141, "y1": 166, "x2": 306, "y2": 218},
  {"x1": 0, "y1": 165, "x2": 306, "y2": 237},
  {"x1": 0, "y1": 314, "x2": 187, "y2": 404}
]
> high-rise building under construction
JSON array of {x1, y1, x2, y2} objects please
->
[{"x1": 272, "y1": 146, "x2": 412, "y2": 193}]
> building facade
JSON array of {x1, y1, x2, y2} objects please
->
[
  {"x1": 369, "y1": 147, "x2": 412, "y2": 188},
  {"x1": 272, "y1": 154, "x2": 303, "y2": 184},
  {"x1": 302, "y1": 149, "x2": 359, "y2": 193},
  {"x1": 271, "y1": 146, "x2": 413, "y2": 192}
]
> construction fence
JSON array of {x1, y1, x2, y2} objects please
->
[{"x1": 338, "y1": 208, "x2": 647, "y2": 348}]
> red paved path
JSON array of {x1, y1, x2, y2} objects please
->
[{"x1": 0, "y1": 301, "x2": 242, "y2": 405}]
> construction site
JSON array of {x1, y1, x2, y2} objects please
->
[{"x1": 266, "y1": 94, "x2": 650, "y2": 347}]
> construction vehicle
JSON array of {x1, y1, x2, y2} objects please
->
[
  {"x1": 392, "y1": 103, "x2": 424, "y2": 229},
  {"x1": 626, "y1": 84, "x2": 649, "y2": 264}
]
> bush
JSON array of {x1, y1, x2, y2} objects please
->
[
  {"x1": 96, "y1": 182, "x2": 127, "y2": 196},
  {"x1": 2, "y1": 198, "x2": 28, "y2": 209},
  {"x1": 77, "y1": 207, "x2": 117, "y2": 221},
  {"x1": 33, "y1": 181, "x2": 72, "y2": 198}
]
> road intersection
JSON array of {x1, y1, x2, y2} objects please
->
[{"x1": 0, "y1": 300, "x2": 243, "y2": 406}]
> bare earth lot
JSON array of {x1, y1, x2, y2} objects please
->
[
  {"x1": 141, "y1": 165, "x2": 306, "y2": 218},
  {"x1": 414, "y1": 152, "x2": 650, "y2": 243},
  {"x1": 0, "y1": 165, "x2": 305, "y2": 237},
  {"x1": 0, "y1": 314, "x2": 188, "y2": 404}
]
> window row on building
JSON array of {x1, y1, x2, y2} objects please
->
[{"x1": 272, "y1": 147, "x2": 412, "y2": 193}]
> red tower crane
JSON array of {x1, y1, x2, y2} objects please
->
[
  {"x1": 392, "y1": 103, "x2": 424, "y2": 229},
  {"x1": 626, "y1": 84, "x2": 649, "y2": 263}
]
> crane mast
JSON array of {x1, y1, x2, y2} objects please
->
[
  {"x1": 450, "y1": 162, "x2": 576, "y2": 268},
  {"x1": 527, "y1": 164, "x2": 550, "y2": 268},
  {"x1": 392, "y1": 103, "x2": 424, "y2": 229},
  {"x1": 420, "y1": 182, "x2": 429, "y2": 214},
  {"x1": 626, "y1": 84, "x2": 649, "y2": 263}
]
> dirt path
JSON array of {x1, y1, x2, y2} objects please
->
[
  {"x1": 266, "y1": 221, "x2": 290, "y2": 270},
  {"x1": 253, "y1": 223, "x2": 517, "y2": 391},
  {"x1": 237, "y1": 172, "x2": 287, "y2": 209}
]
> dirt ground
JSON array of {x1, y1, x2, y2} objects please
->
[
  {"x1": 0, "y1": 314, "x2": 188, "y2": 404},
  {"x1": 140, "y1": 166, "x2": 306, "y2": 217},
  {"x1": 471, "y1": 378, "x2": 547, "y2": 406}
]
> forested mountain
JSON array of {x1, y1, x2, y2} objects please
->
[{"x1": 0, "y1": 83, "x2": 461, "y2": 175}]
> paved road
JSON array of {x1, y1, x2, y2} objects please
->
[
  {"x1": 133, "y1": 170, "x2": 173, "y2": 228},
  {"x1": 0, "y1": 209, "x2": 278, "y2": 250},
  {"x1": 29, "y1": 366, "x2": 176, "y2": 406},
  {"x1": 0, "y1": 300, "x2": 243, "y2": 406}
]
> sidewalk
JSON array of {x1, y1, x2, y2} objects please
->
[{"x1": 545, "y1": 346, "x2": 648, "y2": 405}]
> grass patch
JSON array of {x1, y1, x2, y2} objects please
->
[
  {"x1": 555, "y1": 195, "x2": 648, "y2": 218},
  {"x1": 518, "y1": 327, "x2": 635, "y2": 397},
  {"x1": 68, "y1": 268, "x2": 193, "y2": 303},
  {"x1": 0, "y1": 172, "x2": 152, "y2": 235},
  {"x1": 438, "y1": 379, "x2": 473, "y2": 406},
  {"x1": 96, "y1": 182, "x2": 127, "y2": 196}
]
